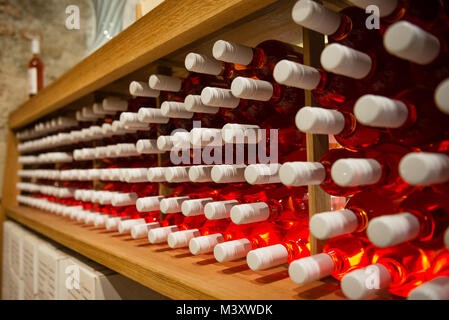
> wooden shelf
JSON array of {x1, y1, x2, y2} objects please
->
[{"x1": 4, "y1": 205, "x2": 364, "y2": 300}]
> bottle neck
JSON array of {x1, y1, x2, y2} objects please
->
[{"x1": 330, "y1": 14, "x2": 352, "y2": 41}]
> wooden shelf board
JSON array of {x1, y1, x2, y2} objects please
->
[{"x1": 4, "y1": 205, "x2": 368, "y2": 300}]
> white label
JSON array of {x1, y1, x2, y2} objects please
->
[{"x1": 28, "y1": 68, "x2": 38, "y2": 95}]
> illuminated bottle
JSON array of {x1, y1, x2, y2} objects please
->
[
  {"x1": 321, "y1": 43, "x2": 412, "y2": 97},
  {"x1": 246, "y1": 223, "x2": 310, "y2": 271},
  {"x1": 296, "y1": 105, "x2": 382, "y2": 150},
  {"x1": 184, "y1": 52, "x2": 254, "y2": 79},
  {"x1": 310, "y1": 190, "x2": 399, "y2": 240},
  {"x1": 212, "y1": 39, "x2": 302, "y2": 81},
  {"x1": 273, "y1": 60, "x2": 358, "y2": 109},
  {"x1": 292, "y1": 0, "x2": 382, "y2": 50},
  {"x1": 367, "y1": 189, "x2": 449, "y2": 250},
  {"x1": 435, "y1": 78, "x2": 449, "y2": 115},
  {"x1": 355, "y1": 89, "x2": 448, "y2": 147},
  {"x1": 383, "y1": 21, "x2": 449, "y2": 90},
  {"x1": 28, "y1": 38, "x2": 44, "y2": 97},
  {"x1": 213, "y1": 221, "x2": 300, "y2": 262},
  {"x1": 149, "y1": 73, "x2": 228, "y2": 97},
  {"x1": 351, "y1": 0, "x2": 441, "y2": 31},
  {"x1": 230, "y1": 76, "x2": 304, "y2": 116},
  {"x1": 289, "y1": 234, "x2": 375, "y2": 284},
  {"x1": 280, "y1": 148, "x2": 365, "y2": 197},
  {"x1": 331, "y1": 143, "x2": 414, "y2": 199},
  {"x1": 341, "y1": 243, "x2": 435, "y2": 299}
]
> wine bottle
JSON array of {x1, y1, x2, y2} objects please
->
[
  {"x1": 292, "y1": 0, "x2": 382, "y2": 50},
  {"x1": 354, "y1": 88, "x2": 448, "y2": 147},
  {"x1": 367, "y1": 189, "x2": 449, "y2": 250},
  {"x1": 296, "y1": 105, "x2": 382, "y2": 150},
  {"x1": 246, "y1": 223, "x2": 310, "y2": 270},
  {"x1": 273, "y1": 60, "x2": 359, "y2": 109},
  {"x1": 28, "y1": 38, "x2": 44, "y2": 97},
  {"x1": 289, "y1": 234, "x2": 375, "y2": 284},
  {"x1": 341, "y1": 242, "x2": 435, "y2": 299},
  {"x1": 321, "y1": 43, "x2": 412, "y2": 96},
  {"x1": 310, "y1": 190, "x2": 399, "y2": 240},
  {"x1": 383, "y1": 21, "x2": 449, "y2": 90},
  {"x1": 280, "y1": 148, "x2": 365, "y2": 197},
  {"x1": 331, "y1": 143, "x2": 414, "y2": 199},
  {"x1": 212, "y1": 39, "x2": 302, "y2": 80}
]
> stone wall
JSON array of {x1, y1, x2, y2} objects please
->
[{"x1": 0, "y1": 0, "x2": 93, "y2": 196}]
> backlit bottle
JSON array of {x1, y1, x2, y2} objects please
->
[
  {"x1": 28, "y1": 38, "x2": 44, "y2": 97},
  {"x1": 321, "y1": 43, "x2": 412, "y2": 97},
  {"x1": 212, "y1": 39, "x2": 302, "y2": 80},
  {"x1": 341, "y1": 242, "x2": 435, "y2": 299},
  {"x1": 354, "y1": 88, "x2": 448, "y2": 147},
  {"x1": 331, "y1": 143, "x2": 414, "y2": 199},
  {"x1": 273, "y1": 60, "x2": 359, "y2": 109},
  {"x1": 367, "y1": 189, "x2": 449, "y2": 250},
  {"x1": 383, "y1": 21, "x2": 449, "y2": 90},
  {"x1": 289, "y1": 234, "x2": 375, "y2": 284},
  {"x1": 310, "y1": 190, "x2": 399, "y2": 240}
]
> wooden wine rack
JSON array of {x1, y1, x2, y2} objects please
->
[{"x1": 0, "y1": 0, "x2": 394, "y2": 299}]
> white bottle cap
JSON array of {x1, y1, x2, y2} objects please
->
[
  {"x1": 201, "y1": 87, "x2": 240, "y2": 108},
  {"x1": 148, "y1": 225, "x2": 179, "y2": 243},
  {"x1": 156, "y1": 136, "x2": 173, "y2": 151},
  {"x1": 273, "y1": 60, "x2": 321, "y2": 90},
  {"x1": 230, "y1": 202, "x2": 271, "y2": 224},
  {"x1": 137, "y1": 108, "x2": 170, "y2": 124},
  {"x1": 168, "y1": 229, "x2": 201, "y2": 248},
  {"x1": 117, "y1": 143, "x2": 140, "y2": 157},
  {"x1": 161, "y1": 101, "x2": 194, "y2": 119},
  {"x1": 189, "y1": 233, "x2": 224, "y2": 255},
  {"x1": 445, "y1": 227, "x2": 449, "y2": 249},
  {"x1": 211, "y1": 164, "x2": 247, "y2": 183},
  {"x1": 189, "y1": 165, "x2": 214, "y2": 182},
  {"x1": 310, "y1": 209, "x2": 358, "y2": 240},
  {"x1": 244, "y1": 164, "x2": 281, "y2": 184},
  {"x1": 279, "y1": 162, "x2": 326, "y2": 186},
  {"x1": 131, "y1": 222, "x2": 161, "y2": 239},
  {"x1": 125, "y1": 168, "x2": 150, "y2": 183},
  {"x1": 354, "y1": 94, "x2": 409, "y2": 128},
  {"x1": 160, "y1": 196, "x2": 191, "y2": 213},
  {"x1": 147, "y1": 167, "x2": 167, "y2": 182},
  {"x1": 292, "y1": 0, "x2": 341, "y2": 35},
  {"x1": 118, "y1": 218, "x2": 146, "y2": 234},
  {"x1": 103, "y1": 97, "x2": 129, "y2": 112},
  {"x1": 185, "y1": 52, "x2": 223, "y2": 75},
  {"x1": 182, "y1": 198, "x2": 214, "y2": 216},
  {"x1": 82, "y1": 106, "x2": 102, "y2": 120},
  {"x1": 101, "y1": 123, "x2": 114, "y2": 137},
  {"x1": 296, "y1": 107, "x2": 346, "y2": 134},
  {"x1": 106, "y1": 216, "x2": 129, "y2": 231},
  {"x1": 231, "y1": 77, "x2": 274, "y2": 101},
  {"x1": 93, "y1": 102, "x2": 114, "y2": 116},
  {"x1": 341, "y1": 264, "x2": 392, "y2": 300},
  {"x1": 321, "y1": 43, "x2": 372, "y2": 79},
  {"x1": 214, "y1": 238, "x2": 252, "y2": 262},
  {"x1": 435, "y1": 78, "x2": 449, "y2": 115},
  {"x1": 384, "y1": 21, "x2": 440, "y2": 65},
  {"x1": 367, "y1": 212, "x2": 420, "y2": 247},
  {"x1": 288, "y1": 253, "x2": 335, "y2": 284},
  {"x1": 221, "y1": 123, "x2": 261, "y2": 144},
  {"x1": 399, "y1": 152, "x2": 449, "y2": 186},
  {"x1": 31, "y1": 38, "x2": 40, "y2": 54},
  {"x1": 136, "y1": 139, "x2": 163, "y2": 154},
  {"x1": 158, "y1": 132, "x2": 191, "y2": 151},
  {"x1": 247, "y1": 244, "x2": 289, "y2": 271},
  {"x1": 111, "y1": 192, "x2": 138, "y2": 207},
  {"x1": 129, "y1": 81, "x2": 160, "y2": 97},
  {"x1": 331, "y1": 158, "x2": 382, "y2": 187},
  {"x1": 408, "y1": 276, "x2": 449, "y2": 300},
  {"x1": 212, "y1": 40, "x2": 254, "y2": 65},
  {"x1": 350, "y1": 0, "x2": 398, "y2": 17},
  {"x1": 136, "y1": 196, "x2": 164, "y2": 212},
  {"x1": 94, "y1": 214, "x2": 111, "y2": 228},
  {"x1": 184, "y1": 95, "x2": 219, "y2": 114},
  {"x1": 149, "y1": 74, "x2": 182, "y2": 92},
  {"x1": 204, "y1": 200, "x2": 239, "y2": 220},
  {"x1": 165, "y1": 166, "x2": 191, "y2": 183},
  {"x1": 190, "y1": 128, "x2": 223, "y2": 147}
]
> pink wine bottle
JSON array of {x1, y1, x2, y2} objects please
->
[
  {"x1": 310, "y1": 190, "x2": 399, "y2": 240},
  {"x1": 367, "y1": 189, "x2": 449, "y2": 250},
  {"x1": 289, "y1": 234, "x2": 375, "y2": 284}
]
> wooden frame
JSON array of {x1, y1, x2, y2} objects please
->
[{"x1": 0, "y1": 0, "x2": 371, "y2": 300}]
